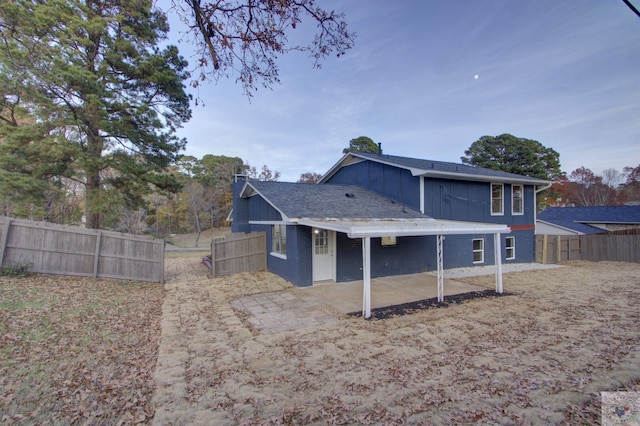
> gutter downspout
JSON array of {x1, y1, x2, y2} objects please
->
[
  {"x1": 535, "y1": 183, "x2": 552, "y2": 194},
  {"x1": 534, "y1": 182, "x2": 553, "y2": 234}
]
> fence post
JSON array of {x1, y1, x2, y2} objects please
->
[
  {"x1": 160, "y1": 239, "x2": 165, "y2": 284},
  {"x1": 542, "y1": 234, "x2": 548, "y2": 264},
  {"x1": 557, "y1": 235, "x2": 562, "y2": 263},
  {"x1": 38, "y1": 221, "x2": 45, "y2": 271},
  {"x1": 0, "y1": 218, "x2": 11, "y2": 267},
  {"x1": 211, "y1": 238, "x2": 216, "y2": 278},
  {"x1": 93, "y1": 231, "x2": 102, "y2": 278}
]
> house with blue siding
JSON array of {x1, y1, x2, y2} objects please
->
[{"x1": 231, "y1": 151, "x2": 549, "y2": 304}]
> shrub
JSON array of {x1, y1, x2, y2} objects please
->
[{"x1": 0, "y1": 262, "x2": 33, "y2": 278}]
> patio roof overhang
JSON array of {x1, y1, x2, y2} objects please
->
[
  {"x1": 294, "y1": 217, "x2": 511, "y2": 238},
  {"x1": 292, "y1": 217, "x2": 510, "y2": 319}
]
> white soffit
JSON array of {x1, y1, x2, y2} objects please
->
[{"x1": 296, "y1": 218, "x2": 510, "y2": 239}]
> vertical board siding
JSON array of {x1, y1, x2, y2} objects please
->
[
  {"x1": 211, "y1": 232, "x2": 266, "y2": 277},
  {"x1": 535, "y1": 234, "x2": 639, "y2": 264},
  {"x1": 0, "y1": 217, "x2": 164, "y2": 282}
]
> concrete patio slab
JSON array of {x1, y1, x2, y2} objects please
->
[
  {"x1": 230, "y1": 292, "x2": 338, "y2": 334},
  {"x1": 300, "y1": 272, "x2": 488, "y2": 314},
  {"x1": 228, "y1": 263, "x2": 564, "y2": 334}
]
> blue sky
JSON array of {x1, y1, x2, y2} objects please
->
[{"x1": 164, "y1": 0, "x2": 640, "y2": 182}]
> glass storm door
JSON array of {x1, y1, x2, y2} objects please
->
[{"x1": 312, "y1": 228, "x2": 334, "y2": 282}]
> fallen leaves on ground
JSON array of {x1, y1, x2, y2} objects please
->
[
  {"x1": 156, "y1": 259, "x2": 640, "y2": 425},
  {"x1": 0, "y1": 275, "x2": 163, "y2": 425}
]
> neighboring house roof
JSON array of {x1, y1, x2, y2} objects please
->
[
  {"x1": 536, "y1": 219, "x2": 603, "y2": 235},
  {"x1": 241, "y1": 180, "x2": 510, "y2": 238},
  {"x1": 320, "y1": 151, "x2": 550, "y2": 185},
  {"x1": 537, "y1": 206, "x2": 640, "y2": 234}
]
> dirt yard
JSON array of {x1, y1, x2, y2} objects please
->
[{"x1": 153, "y1": 256, "x2": 640, "y2": 425}]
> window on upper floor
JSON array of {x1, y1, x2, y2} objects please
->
[
  {"x1": 271, "y1": 224, "x2": 287, "y2": 258},
  {"x1": 512, "y1": 184, "x2": 524, "y2": 215},
  {"x1": 505, "y1": 236, "x2": 515, "y2": 260},
  {"x1": 473, "y1": 238, "x2": 484, "y2": 264},
  {"x1": 491, "y1": 183, "x2": 504, "y2": 215}
]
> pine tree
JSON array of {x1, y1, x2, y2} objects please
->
[{"x1": 0, "y1": 0, "x2": 191, "y2": 228}]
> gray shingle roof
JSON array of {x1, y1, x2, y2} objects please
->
[
  {"x1": 244, "y1": 181, "x2": 428, "y2": 220},
  {"x1": 349, "y1": 152, "x2": 549, "y2": 184}
]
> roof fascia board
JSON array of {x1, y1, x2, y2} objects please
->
[
  {"x1": 577, "y1": 220, "x2": 640, "y2": 225},
  {"x1": 349, "y1": 152, "x2": 425, "y2": 176},
  {"x1": 291, "y1": 219, "x2": 352, "y2": 234},
  {"x1": 421, "y1": 170, "x2": 549, "y2": 185},
  {"x1": 296, "y1": 218, "x2": 510, "y2": 239},
  {"x1": 249, "y1": 220, "x2": 296, "y2": 225},
  {"x1": 318, "y1": 152, "x2": 360, "y2": 183},
  {"x1": 240, "y1": 181, "x2": 290, "y2": 222},
  {"x1": 536, "y1": 219, "x2": 582, "y2": 234}
]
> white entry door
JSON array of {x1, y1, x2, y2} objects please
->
[{"x1": 312, "y1": 228, "x2": 335, "y2": 282}]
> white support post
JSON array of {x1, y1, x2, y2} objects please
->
[
  {"x1": 362, "y1": 237, "x2": 372, "y2": 319},
  {"x1": 494, "y1": 233, "x2": 503, "y2": 294},
  {"x1": 437, "y1": 234, "x2": 444, "y2": 302}
]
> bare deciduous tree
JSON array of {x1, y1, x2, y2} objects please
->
[
  {"x1": 298, "y1": 172, "x2": 323, "y2": 183},
  {"x1": 169, "y1": 0, "x2": 356, "y2": 96},
  {"x1": 120, "y1": 208, "x2": 147, "y2": 235}
]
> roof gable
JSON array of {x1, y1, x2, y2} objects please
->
[{"x1": 321, "y1": 151, "x2": 550, "y2": 185}]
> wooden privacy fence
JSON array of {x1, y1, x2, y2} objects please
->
[
  {"x1": 536, "y1": 234, "x2": 640, "y2": 264},
  {"x1": 210, "y1": 232, "x2": 266, "y2": 277},
  {"x1": 0, "y1": 217, "x2": 164, "y2": 283}
]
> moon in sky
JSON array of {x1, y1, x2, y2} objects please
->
[{"x1": 473, "y1": 74, "x2": 479, "y2": 80}]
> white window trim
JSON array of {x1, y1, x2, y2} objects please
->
[
  {"x1": 270, "y1": 251, "x2": 287, "y2": 260},
  {"x1": 472, "y1": 238, "x2": 485, "y2": 264},
  {"x1": 505, "y1": 236, "x2": 516, "y2": 260},
  {"x1": 511, "y1": 184, "x2": 524, "y2": 216},
  {"x1": 491, "y1": 183, "x2": 504, "y2": 216}
]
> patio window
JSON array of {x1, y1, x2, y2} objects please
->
[
  {"x1": 505, "y1": 236, "x2": 515, "y2": 260},
  {"x1": 271, "y1": 224, "x2": 287, "y2": 258},
  {"x1": 473, "y1": 238, "x2": 484, "y2": 264},
  {"x1": 491, "y1": 184, "x2": 503, "y2": 215},
  {"x1": 512, "y1": 184, "x2": 524, "y2": 215}
]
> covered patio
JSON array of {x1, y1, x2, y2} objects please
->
[{"x1": 296, "y1": 217, "x2": 511, "y2": 319}]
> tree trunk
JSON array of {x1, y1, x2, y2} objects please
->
[
  {"x1": 85, "y1": 173, "x2": 101, "y2": 229},
  {"x1": 192, "y1": 199, "x2": 201, "y2": 247},
  {"x1": 83, "y1": 22, "x2": 103, "y2": 230}
]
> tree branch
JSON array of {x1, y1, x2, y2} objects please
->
[
  {"x1": 189, "y1": 0, "x2": 220, "y2": 69},
  {"x1": 622, "y1": 0, "x2": 640, "y2": 19}
]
